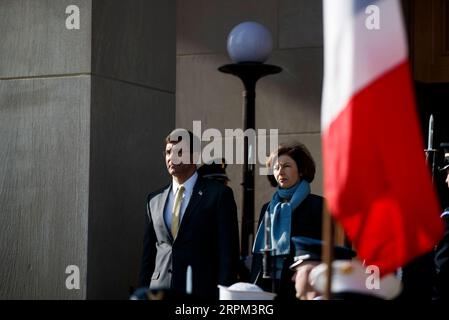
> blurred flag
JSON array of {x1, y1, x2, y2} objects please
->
[{"x1": 321, "y1": 0, "x2": 444, "y2": 275}]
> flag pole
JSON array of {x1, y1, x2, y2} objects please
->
[{"x1": 322, "y1": 200, "x2": 334, "y2": 300}]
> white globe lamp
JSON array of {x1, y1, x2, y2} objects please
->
[{"x1": 226, "y1": 21, "x2": 273, "y2": 63}]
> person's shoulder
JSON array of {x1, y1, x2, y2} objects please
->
[
  {"x1": 260, "y1": 194, "x2": 323, "y2": 209},
  {"x1": 261, "y1": 201, "x2": 270, "y2": 212},
  {"x1": 198, "y1": 176, "x2": 232, "y2": 193},
  {"x1": 146, "y1": 184, "x2": 170, "y2": 202},
  {"x1": 294, "y1": 193, "x2": 323, "y2": 216},
  {"x1": 304, "y1": 193, "x2": 324, "y2": 205},
  {"x1": 262, "y1": 193, "x2": 324, "y2": 211}
]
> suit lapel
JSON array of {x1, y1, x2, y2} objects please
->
[
  {"x1": 150, "y1": 185, "x2": 173, "y2": 243},
  {"x1": 177, "y1": 177, "x2": 204, "y2": 236}
]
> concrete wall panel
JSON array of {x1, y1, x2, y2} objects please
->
[
  {"x1": 177, "y1": 0, "x2": 279, "y2": 55},
  {"x1": 176, "y1": 54, "x2": 242, "y2": 130},
  {"x1": 256, "y1": 48, "x2": 323, "y2": 134},
  {"x1": 0, "y1": 76, "x2": 90, "y2": 299},
  {"x1": 177, "y1": 48, "x2": 323, "y2": 135},
  {"x1": 0, "y1": 0, "x2": 91, "y2": 78},
  {"x1": 279, "y1": 0, "x2": 323, "y2": 49},
  {"x1": 87, "y1": 76, "x2": 175, "y2": 299},
  {"x1": 92, "y1": 0, "x2": 176, "y2": 91}
]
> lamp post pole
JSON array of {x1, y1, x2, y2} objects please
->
[{"x1": 218, "y1": 63, "x2": 281, "y2": 258}]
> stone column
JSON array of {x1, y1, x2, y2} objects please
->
[{"x1": 0, "y1": 0, "x2": 175, "y2": 299}]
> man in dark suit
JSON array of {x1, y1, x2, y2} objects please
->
[{"x1": 138, "y1": 129, "x2": 240, "y2": 299}]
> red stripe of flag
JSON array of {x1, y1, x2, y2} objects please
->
[{"x1": 323, "y1": 59, "x2": 444, "y2": 275}]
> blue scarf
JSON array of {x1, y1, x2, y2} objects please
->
[{"x1": 253, "y1": 180, "x2": 310, "y2": 256}]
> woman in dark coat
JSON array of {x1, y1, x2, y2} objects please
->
[{"x1": 250, "y1": 143, "x2": 323, "y2": 299}]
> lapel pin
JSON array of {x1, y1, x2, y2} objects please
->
[{"x1": 198, "y1": 191, "x2": 203, "y2": 196}]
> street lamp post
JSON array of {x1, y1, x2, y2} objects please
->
[{"x1": 218, "y1": 22, "x2": 282, "y2": 264}]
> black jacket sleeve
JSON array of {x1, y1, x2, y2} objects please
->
[{"x1": 216, "y1": 186, "x2": 240, "y2": 286}]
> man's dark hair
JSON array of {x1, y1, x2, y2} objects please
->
[
  {"x1": 267, "y1": 142, "x2": 316, "y2": 183},
  {"x1": 165, "y1": 128, "x2": 201, "y2": 155}
]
